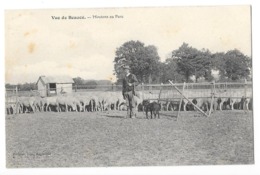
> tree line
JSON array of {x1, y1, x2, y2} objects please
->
[
  {"x1": 5, "y1": 40, "x2": 251, "y2": 91},
  {"x1": 113, "y1": 41, "x2": 251, "y2": 84},
  {"x1": 5, "y1": 79, "x2": 113, "y2": 91}
]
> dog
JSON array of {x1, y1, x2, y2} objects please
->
[{"x1": 143, "y1": 100, "x2": 161, "y2": 119}]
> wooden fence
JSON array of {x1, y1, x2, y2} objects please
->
[
  {"x1": 5, "y1": 81, "x2": 253, "y2": 104},
  {"x1": 139, "y1": 80, "x2": 252, "y2": 101}
]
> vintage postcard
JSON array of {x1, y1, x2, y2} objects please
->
[{"x1": 4, "y1": 6, "x2": 253, "y2": 169}]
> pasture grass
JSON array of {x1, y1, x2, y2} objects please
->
[{"x1": 6, "y1": 110, "x2": 254, "y2": 167}]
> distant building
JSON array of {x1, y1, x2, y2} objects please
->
[{"x1": 36, "y1": 75, "x2": 74, "y2": 97}]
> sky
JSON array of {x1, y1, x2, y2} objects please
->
[{"x1": 5, "y1": 6, "x2": 251, "y2": 84}]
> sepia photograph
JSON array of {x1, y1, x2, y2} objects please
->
[{"x1": 2, "y1": 3, "x2": 257, "y2": 174}]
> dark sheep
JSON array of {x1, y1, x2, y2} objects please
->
[
  {"x1": 143, "y1": 100, "x2": 161, "y2": 119},
  {"x1": 239, "y1": 96, "x2": 246, "y2": 110}
]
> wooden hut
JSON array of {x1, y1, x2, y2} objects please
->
[{"x1": 36, "y1": 75, "x2": 74, "y2": 97}]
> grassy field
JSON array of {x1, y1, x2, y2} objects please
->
[{"x1": 6, "y1": 110, "x2": 254, "y2": 167}]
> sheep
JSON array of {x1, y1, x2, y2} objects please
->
[
  {"x1": 76, "y1": 95, "x2": 92, "y2": 112},
  {"x1": 17, "y1": 97, "x2": 36, "y2": 113},
  {"x1": 56, "y1": 96, "x2": 78, "y2": 112},
  {"x1": 229, "y1": 98, "x2": 241, "y2": 110},
  {"x1": 45, "y1": 96, "x2": 58, "y2": 112},
  {"x1": 103, "y1": 92, "x2": 120, "y2": 111},
  {"x1": 243, "y1": 97, "x2": 253, "y2": 111},
  {"x1": 193, "y1": 98, "x2": 211, "y2": 112},
  {"x1": 218, "y1": 97, "x2": 231, "y2": 111},
  {"x1": 117, "y1": 95, "x2": 126, "y2": 111},
  {"x1": 134, "y1": 94, "x2": 143, "y2": 112},
  {"x1": 33, "y1": 96, "x2": 46, "y2": 112},
  {"x1": 6, "y1": 103, "x2": 17, "y2": 115},
  {"x1": 90, "y1": 95, "x2": 100, "y2": 112}
]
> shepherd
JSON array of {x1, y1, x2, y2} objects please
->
[{"x1": 122, "y1": 65, "x2": 139, "y2": 118}]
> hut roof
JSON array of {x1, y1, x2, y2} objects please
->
[{"x1": 36, "y1": 75, "x2": 74, "y2": 85}]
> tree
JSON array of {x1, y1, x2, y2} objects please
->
[
  {"x1": 193, "y1": 49, "x2": 213, "y2": 82},
  {"x1": 171, "y1": 43, "x2": 213, "y2": 82},
  {"x1": 211, "y1": 52, "x2": 225, "y2": 70},
  {"x1": 85, "y1": 80, "x2": 97, "y2": 89},
  {"x1": 159, "y1": 58, "x2": 186, "y2": 83},
  {"x1": 222, "y1": 49, "x2": 251, "y2": 81},
  {"x1": 211, "y1": 52, "x2": 226, "y2": 81},
  {"x1": 17, "y1": 83, "x2": 37, "y2": 91},
  {"x1": 211, "y1": 50, "x2": 251, "y2": 81},
  {"x1": 171, "y1": 43, "x2": 198, "y2": 82},
  {"x1": 73, "y1": 77, "x2": 85, "y2": 85},
  {"x1": 114, "y1": 40, "x2": 160, "y2": 84},
  {"x1": 5, "y1": 83, "x2": 16, "y2": 89}
]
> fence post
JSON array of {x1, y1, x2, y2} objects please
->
[
  {"x1": 141, "y1": 83, "x2": 144, "y2": 100},
  {"x1": 15, "y1": 86, "x2": 18, "y2": 114},
  {"x1": 158, "y1": 83, "x2": 163, "y2": 102},
  {"x1": 244, "y1": 79, "x2": 247, "y2": 98},
  {"x1": 177, "y1": 82, "x2": 186, "y2": 118},
  {"x1": 75, "y1": 85, "x2": 77, "y2": 92},
  {"x1": 112, "y1": 83, "x2": 115, "y2": 91},
  {"x1": 209, "y1": 81, "x2": 215, "y2": 117},
  {"x1": 225, "y1": 82, "x2": 226, "y2": 94}
]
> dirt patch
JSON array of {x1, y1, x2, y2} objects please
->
[{"x1": 6, "y1": 110, "x2": 254, "y2": 167}]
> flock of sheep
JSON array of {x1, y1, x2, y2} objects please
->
[
  {"x1": 6, "y1": 91, "x2": 140, "y2": 115},
  {"x1": 5, "y1": 90, "x2": 253, "y2": 115}
]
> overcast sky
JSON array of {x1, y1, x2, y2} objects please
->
[{"x1": 5, "y1": 6, "x2": 251, "y2": 84}]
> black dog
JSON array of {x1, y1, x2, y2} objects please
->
[{"x1": 143, "y1": 100, "x2": 161, "y2": 119}]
